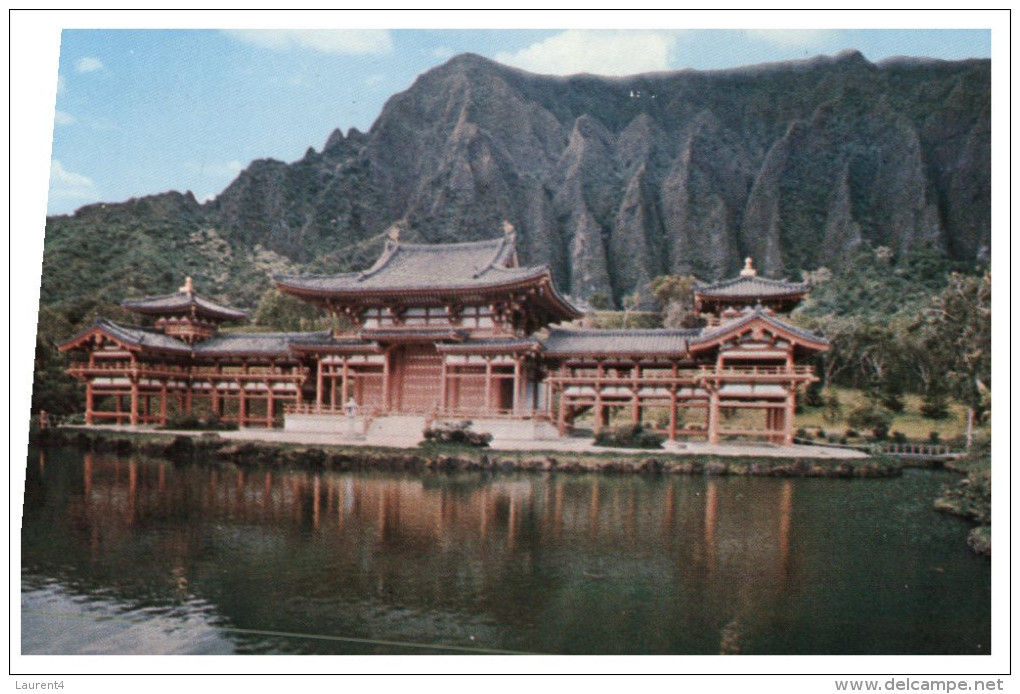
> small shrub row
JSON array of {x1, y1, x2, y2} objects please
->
[
  {"x1": 422, "y1": 420, "x2": 492, "y2": 448},
  {"x1": 593, "y1": 424, "x2": 665, "y2": 450}
]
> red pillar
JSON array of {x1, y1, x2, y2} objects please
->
[
  {"x1": 439, "y1": 358, "x2": 448, "y2": 414},
  {"x1": 631, "y1": 362, "x2": 641, "y2": 425},
  {"x1": 784, "y1": 390, "x2": 795, "y2": 446},
  {"x1": 130, "y1": 380, "x2": 139, "y2": 426},
  {"x1": 159, "y1": 382, "x2": 168, "y2": 426},
  {"x1": 315, "y1": 356, "x2": 324, "y2": 412},
  {"x1": 238, "y1": 381, "x2": 247, "y2": 429},
  {"x1": 708, "y1": 389, "x2": 720, "y2": 445},
  {"x1": 85, "y1": 381, "x2": 94, "y2": 425},
  {"x1": 484, "y1": 357, "x2": 493, "y2": 414},
  {"x1": 512, "y1": 356, "x2": 522, "y2": 416},
  {"x1": 557, "y1": 381, "x2": 568, "y2": 436},
  {"x1": 668, "y1": 393, "x2": 678, "y2": 440},
  {"x1": 382, "y1": 349, "x2": 392, "y2": 412}
]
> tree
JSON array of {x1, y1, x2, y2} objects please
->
[
  {"x1": 253, "y1": 288, "x2": 335, "y2": 332},
  {"x1": 923, "y1": 272, "x2": 991, "y2": 447},
  {"x1": 30, "y1": 306, "x2": 84, "y2": 415},
  {"x1": 621, "y1": 291, "x2": 642, "y2": 329},
  {"x1": 650, "y1": 275, "x2": 696, "y2": 311},
  {"x1": 919, "y1": 381, "x2": 950, "y2": 420},
  {"x1": 587, "y1": 292, "x2": 610, "y2": 310},
  {"x1": 650, "y1": 275, "x2": 704, "y2": 329},
  {"x1": 847, "y1": 401, "x2": 893, "y2": 440}
]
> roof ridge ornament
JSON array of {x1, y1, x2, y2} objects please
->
[
  {"x1": 740, "y1": 257, "x2": 757, "y2": 277},
  {"x1": 179, "y1": 276, "x2": 195, "y2": 295},
  {"x1": 360, "y1": 222, "x2": 405, "y2": 281},
  {"x1": 474, "y1": 221, "x2": 518, "y2": 278}
]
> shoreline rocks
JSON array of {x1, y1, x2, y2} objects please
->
[
  {"x1": 29, "y1": 427, "x2": 903, "y2": 479},
  {"x1": 933, "y1": 468, "x2": 991, "y2": 556}
]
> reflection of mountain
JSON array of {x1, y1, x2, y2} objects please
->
[{"x1": 21, "y1": 449, "x2": 989, "y2": 655}]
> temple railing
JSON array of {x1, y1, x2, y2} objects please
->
[
  {"x1": 547, "y1": 365, "x2": 815, "y2": 388},
  {"x1": 703, "y1": 365, "x2": 816, "y2": 380},
  {"x1": 68, "y1": 362, "x2": 306, "y2": 381},
  {"x1": 284, "y1": 403, "x2": 353, "y2": 415},
  {"x1": 283, "y1": 403, "x2": 547, "y2": 421},
  {"x1": 876, "y1": 443, "x2": 965, "y2": 458},
  {"x1": 436, "y1": 409, "x2": 550, "y2": 421}
]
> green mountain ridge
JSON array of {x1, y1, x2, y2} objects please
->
[{"x1": 40, "y1": 51, "x2": 990, "y2": 318}]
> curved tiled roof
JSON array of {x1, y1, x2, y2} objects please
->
[
  {"x1": 194, "y1": 330, "x2": 333, "y2": 357},
  {"x1": 286, "y1": 335, "x2": 382, "y2": 353},
  {"x1": 436, "y1": 337, "x2": 540, "y2": 354},
  {"x1": 359, "y1": 328, "x2": 469, "y2": 342},
  {"x1": 274, "y1": 234, "x2": 583, "y2": 326},
  {"x1": 59, "y1": 318, "x2": 331, "y2": 358},
  {"x1": 542, "y1": 328, "x2": 699, "y2": 357},
  {"x1": 689, "y1": 306, "x2": 828, "y2": 349},
  {"x1": 694, "y1": 275, "x2": 808, "y2": 300},
  {"x1": 60, "y1": 318, "x2": 193, "y2": 354},
  {"x1": 122, "y1": 291, "x2": 248, "y2": 322},
  {"x1": 274, "y1": 236, "x2": 540, "y2": 293}
]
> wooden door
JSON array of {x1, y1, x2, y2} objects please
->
[{"x1": 391, "y1": 344, "x2": 443, "y2": 413}]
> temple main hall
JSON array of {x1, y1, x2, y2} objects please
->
[{"x1": 60, "y1": 225, "x2": 827, "y2": 445}]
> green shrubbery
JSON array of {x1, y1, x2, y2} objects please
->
[
  {"x1": 593, "y1": 423, "x2": 665, "y2": 450},
  {"x1": 422, "y1": 420, "x2": 492, "y2": 448},
  {"x1": 846, "y1": 403, "x2": 893, "y2": 440}
]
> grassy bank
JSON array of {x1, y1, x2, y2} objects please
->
[
  {"x1": 567, "y1": 386, "x2": 983, "y2": 450},
  {"x1": 30, "y1": 426, "x2": 903, "y2": 479},
  {"x1": 794, "y1": 387, "x2": 985, "y2": 445}
]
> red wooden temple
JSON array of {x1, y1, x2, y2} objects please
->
[{"x1": 60, "y1": 226, "x2": 827, "y2": 445}]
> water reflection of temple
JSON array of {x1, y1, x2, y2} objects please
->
[
  {"x1": 61, "y1": 454, "x2": 796, "y2": 592},
  {"x1": 24, "y1": 450, "x2": 991, "y2": 655}
]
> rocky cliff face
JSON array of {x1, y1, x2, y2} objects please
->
[{"x1": 44, "y1": 51, "x2": 990, "y2": 309}]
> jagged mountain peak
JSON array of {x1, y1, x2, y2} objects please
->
[{"x1": 44, "y1": 53, "x2": 990, "y2": 311}]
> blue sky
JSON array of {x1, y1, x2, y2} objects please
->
[{"x1": 45, "y1": 24, "x2": 991, "y2": 216}]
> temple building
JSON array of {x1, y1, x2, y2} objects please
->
[
  {"x1": 60, "y1": 225, "x2": 827, "y2": 446},
  {"x1": 273, "y1": 224, "x2": 580, "y2": 423},
  {"x1": 694, "y1": 257, "x2": 810, "y2": 316}
]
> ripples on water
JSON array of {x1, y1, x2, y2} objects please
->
[{"x1": 20, "y1": 448, "x2": 990, "y2": 655}]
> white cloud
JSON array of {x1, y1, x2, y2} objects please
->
[
  {"x1": 75, "y1": 56, "x2": 104, "y2": 73},
  {"x1": 745, "y1": 29, "x2": 833, "y2": 48},
  {"x1": 495, "y1": 30, "x2": 677, "y2": 76},
  {"x1": 49, "y1": 160, "x2": 98, "y2": 202},
  {"x1": 54, "y1": 110, "x2": 75, "y2": 126},
  {"x1": 224, "y1": 29, "x2": 393, "y2": 55}
]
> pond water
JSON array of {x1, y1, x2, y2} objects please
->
[{"x1": 20, "y1": 447, "x2": 990, "y2": 655}]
